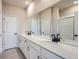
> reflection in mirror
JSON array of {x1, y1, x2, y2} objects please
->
[
  {"x1": 31, "y1": 14, "x2": 41, "y2": 35},
  {"x1": 58, "y1": 16, "x2": 74, "y2": 40},
  {"x1": 58, "y1": 14, "x2": 78, "y2": 46},
  {"x1": 40, "y1": 8, "x2": 52, "y2": 36}
]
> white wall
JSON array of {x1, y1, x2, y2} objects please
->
[
  {"x1": 3, "y1": 3, "x2": 26, "y2": 34},
  {"x1": 0, "y1": 0, "x2": 2, "y2": 53},
  {"x1": 60, "y1": 5, "x2": 78, "y2": 17},
  {"x1": 26, "y1": 0, "x2": 61, "y2": 17}
]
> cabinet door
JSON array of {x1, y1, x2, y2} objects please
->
[
  {"x1": 21, "y1": 39, "x2": 25, "y2": 53},
  {"x1": 18, "y1": 35, "x2": 22, "y2": 48},
  {"x1": 24, "y1": 40, "x2": 30, "y2": 59},
  {"x1": 30, "y1": 47, "x2": 40, "y2": 59},
  {"x1": 18, "y1": 36, "x2": 23, "y2": 51},
  {"x1": 41, "y1": 48, "x2": 62, "y2": 59},
  {"x1": 18, "y1": 36, "x2": 30, "y2": 59},
  {"x1": 18, "y1": 36, "x2": 25, "y2": 54}
]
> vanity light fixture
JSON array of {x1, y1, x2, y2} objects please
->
[
  {"x1": 74, "y1": 1, "x2": 78, "y2": 4},
  {"x1": 25, "y1": 1, "x2": 29, "y2": 5}
]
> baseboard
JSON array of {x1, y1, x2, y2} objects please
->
[{"x1": 4, "y1": 47, "x2": 18, "y2": 51}]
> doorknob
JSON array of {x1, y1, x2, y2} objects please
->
[
  {"x1": 38, "y1": 56, "x2": 40, "y2": 59},
  {"x1": 74, "y1": 35, "x2": 78, "y2": 37},
  {"x1": 14, "y1": 33, "x2": 17, "y2": 35}
]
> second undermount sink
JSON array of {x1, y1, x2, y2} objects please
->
[{"x1": 40, "y1": 40, "x2": 62, "y2": 47}]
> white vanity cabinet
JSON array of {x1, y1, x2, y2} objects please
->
[
  {"x1": 29, "y1": 41, "x2": 63, "y2": 59},
  {"x1": 41, "y1": 48, "x2": 63, "y2": 59},
  {"x1": 18, "y1": 35, "x2": 30, "y2": 59},
  {"x1": 18, "y1": 35, "x2": 64, "y2": 59}
]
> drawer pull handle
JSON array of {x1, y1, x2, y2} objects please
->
[
  {"x1": 19, "y1": 40, "x2": 21, "y2": 43},
  {"x1": 25, "y1": 40, "x2": 27, "y2": 42},
  {"x1": 27, "y1": 47, "x2": 29, "y2": 51},
  {"x1": 38, "y1": 56, "x2": 39, "y2": 59}
]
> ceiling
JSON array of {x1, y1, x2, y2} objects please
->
[
  {"x1": 53, "y1": 0, "x2": 76, "y2": 10},
  {"x1": 3, "y1": 0, "x2": 33, "y2": 8},
  {"x1": 3, "y1": 0, "x2": 76, "y2": 9}
]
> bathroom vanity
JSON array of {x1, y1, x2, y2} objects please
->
[
  {"x1": 18, "y1": 34, "x2": 78, "y2": 59},
  {"x1": 18, "y1": 6, "x2": 78, "y2": 59}
]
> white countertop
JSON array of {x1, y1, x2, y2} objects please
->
[{"x1": 20, "y1": 34, "x2": 78, "y2": 59}]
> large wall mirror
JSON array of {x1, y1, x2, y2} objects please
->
[{"x1": 25, "y1": 0, "x2": 78, "y2": 46}]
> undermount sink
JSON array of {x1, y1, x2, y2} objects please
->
[
  {"x1": 41, "y1": 40, "x2": 55, "y2": 44},
  {"x1": 30, "y1": 35, "x2": 62, "y2": 46},
  {"x1": 40, "y1": 40, "x2": 62, "y2": 47},
  {"x1": 41, "y1": 40, "x2": 52, "y2": 43}
]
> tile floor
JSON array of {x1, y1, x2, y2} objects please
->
[{"x1": 0, "y1": 48, "x2": 26, "y2": 59}]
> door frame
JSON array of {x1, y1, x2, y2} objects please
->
[{"x1": 2, "y1": 14, "x2": 18, "y2": 51}]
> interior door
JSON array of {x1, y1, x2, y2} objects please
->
[
  {"x1": 0, "y1": 13, "x2": 2, "y2": 52},
  {"x1": 3, "y1": 15, "x2": 17, "y2": 49}
]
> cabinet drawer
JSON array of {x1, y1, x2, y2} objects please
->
[
  {"x1": 24, "y1": 39, "x2": 30, "y2": 46},
  {"x1": 30, "y1": 41, "x2": 41, "y2": 53},
  {"x1": 41, "y1": 48, "x2": 63, "y2": 59}
]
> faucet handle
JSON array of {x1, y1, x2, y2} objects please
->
[
  {"x1": 57, "y1": 34, "x2": 60, "y2": 38},
  {"x1": 56, "y1": 34, "x2": 61, "y2": 42},
  {"x1": 51, "y1": 34, "x2": 55, "y2": 38}
]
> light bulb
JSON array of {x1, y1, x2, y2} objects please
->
[
  {"x1": 25, "y1": 1, "x2": 29, "y2": 5},
  {"x1": 74, "y1": 1, "x2": 78, "y2": 4}
]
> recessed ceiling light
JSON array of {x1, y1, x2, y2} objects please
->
[
  {"x1": 25, "y1": 1, "x2": 29, "y2": 5},
  {"x1": 74, "y1": 1, "x2": 78, "y2": 4}
]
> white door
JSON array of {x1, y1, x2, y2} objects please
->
[
  {"x1": 3, "y1": 15, "x2": 17, "y2": 49},
  {"x1": 0, "y1": 13, "x2": 2, "y2": 53}
]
